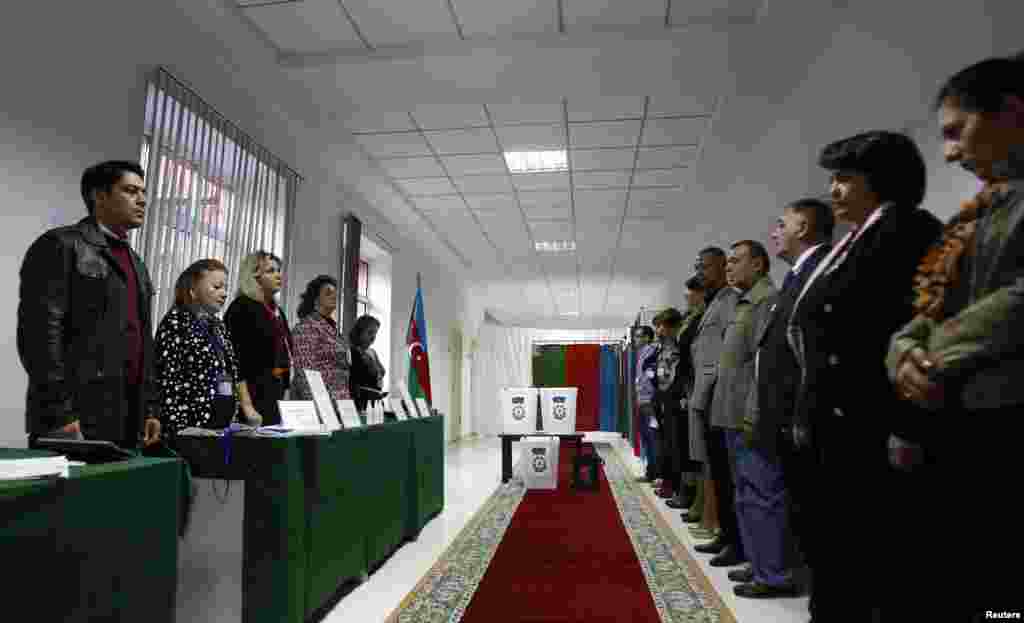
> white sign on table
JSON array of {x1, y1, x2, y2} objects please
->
[
  {"x1": 303, "y1": 369, "x2": 341, "y2": 431},
  {"x1": 388, "y1": 397, "x2": 407, "y2": 421},
  {"x1": 415, "y1": 398, "x2": 431, "y2": 419},
  {"x1": 398, "y1": 385, "x2": 416, "y2": 417},
  {"x1": 335, "y1": 399, "x2": 364, "y2": 429},
  {"x1": 277, "y1": 400, "x2": 324, "y2": 433}
]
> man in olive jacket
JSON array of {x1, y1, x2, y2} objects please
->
[{"x1": 18, "y1": 160, "x2": 160, "y2": 448}]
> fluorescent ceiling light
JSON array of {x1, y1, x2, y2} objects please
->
[
  {"x1": 561, "y1": 311, "x2": 580, "y2": 316},
  {"x1": 505, "y1": 150, "x2": 568, "y2": 173},
  {"x1": 534, "y1": 240, "x2": 576, "y2": 253}
]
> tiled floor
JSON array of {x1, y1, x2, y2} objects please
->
[{"x1": 323, "y1": 435, "x2": 808, "y2": 623}]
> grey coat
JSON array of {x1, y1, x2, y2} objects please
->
[
  {"x1": 712, "y1": 275, "x2": 777, "y2": 430},
  {"x1": 687, "y1": 286, "x2": 739, "y2": 462}
]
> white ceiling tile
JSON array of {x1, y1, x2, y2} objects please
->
[
  {"x1": 635, "y1": 146, "x2": 699, "y2": 169},
  {"x1": 511, "y1": 172, "x2": 569, "y2": 191},
  {"x1": 529, "y1": 220, "x2": 574, "y2": 242},
  {"x1": 573, "y1": 170, "x2": 631, "y2": 188},
  {"x1": 343, "y1": 0, "x2": 458, "y2": 46},
  {"x1": 345, "y1": 111, "x2": 416, "y2": 133},
  {"x1": 243, "y1": 0, "x2": 363, "y2": 53},
  {"x1": 457, "y1": 0, "x2": 555, "y2": 37},
  {"x1": 570, "y1": 148, "x2": 636, "y2": 171},
  {"x1": 413, "y1": 196, "x2": 466, "y2": 212},
  {"x1": 641, "y1": 117, "x2": 708, "y2": 146},
  {"x1": 377, "y1": 157, "x2": 445, "y2": 178},
  {"x1": 442, "y1": 154, "x2": 507, "y2": 176},
  {"x1": 486, "y1": 103, "x2": 563, "y2": 125},
  {"x1": 575, "y1": 189, "x2": 626, "y2": 222},
  {"x1": 669, "y1": 0, "x2": 760, "y2": 26},
  {"x1": 570, "y1": 120, "x2": 642, "y2": 149},
  {"x1": 455, "y1": 175, "x2": 513, "y2": 194},
  {"x1": 632, "y1": 167, "x2": 693, "y2": 187},
  {"x1": 646, "y1": 95, "x2": 718, "y2": 117},
  {"x1": 564, "y1": 0, "x2": 666, "y2": 28},
  {"x1": 519, "y1": 191, "x2": 571, "y2": 219},
  {"x1": 567, "y1": 97, "x2": 645, "y2": 121},
  {"x1": 540, "y1": 254, "x2": 578, "y2": 278},
  {"x1": 464, "y1": 194, "x2": 518, "y2": 213},
  {"x1": 425, "y1": 128, "x2": 497, "y2": 155},
  {"x1": 628, "y1": 187, "x2": 686, "y2": 218},
  {"x1": 411, "y1": 104, "x2": 488, "y2": 130},
  {"x1": 620, "y1": 219, "x2": 676, "y2": 250},
  {"x1": 494, "y1": 125, "x2": 565, "y2": 151},
  {"x1": 399, "y1": 178, "x2": 457, "y2": 196},
  {"x1": 356, "y1": 132, "x2": 433, "y2": 158}
]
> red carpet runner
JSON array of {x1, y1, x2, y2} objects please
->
[{"x1": 459, "y1": 440, "x2": 661, "y2": 622}]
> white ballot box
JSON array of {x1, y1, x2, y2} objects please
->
[
  {"x1": 517, "y1": 436, "x2": 560, "y2": 490},
  {"x1": 501, "y1": 387, "x2": 538, "y2": 435},
  {"x1": 540, "y1": 387, "x2": 578, "y2": 434}
]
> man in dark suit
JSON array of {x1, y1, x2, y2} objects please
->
[
  {"x1": 18, "y1": 160, "x2": 160, "y2": 449},
  {"x1": 730, "y1": 199, "x2": 833, "y2": 602}
]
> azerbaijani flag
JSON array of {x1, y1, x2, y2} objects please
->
[{"x1": 406, "y1": 282, "x2": 432, "y2": 403}]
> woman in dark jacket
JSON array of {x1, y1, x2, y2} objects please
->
[
  {"x1": 155, "y1": 259, "x2": 240, "y2": 438},
  {"x1": 787, "y1": 131, "x2": 942, "y2": 620},
  {"x1": 224, "y1": 251, "x2": 292, "y2": 426},
  {"x1": 348, "y1": 314, "x2": 386, "y2": 413}
]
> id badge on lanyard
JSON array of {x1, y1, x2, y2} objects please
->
[{"x1": 216, "y1": 371, "x2": 234, "y2": 397}]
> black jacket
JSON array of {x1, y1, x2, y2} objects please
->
[
  {"x1": 790, "y1": 206, "x2": 942, "y2": 454},
  {"x1": 223, "y1": 295, "x2": 292, "y2": 390},
  {"x1": 752, "y1": 244, "x2": 830, "y2": 457},
  {"x1": 17, "y1": 217, "x2": 155, "y2": 442}
]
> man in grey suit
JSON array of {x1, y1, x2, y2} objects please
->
[{"x1": 688, "y1": 247, "x2": 740, "y2": 563}]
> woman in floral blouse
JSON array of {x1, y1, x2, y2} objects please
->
[
  {"x1": 291, "y1": 275, "x2": 351, "y2": 400},
  {"x1": 155, "y1": 259, "x2": 240, "y2": 439}
]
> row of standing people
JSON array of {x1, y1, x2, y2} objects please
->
[
  {"x1": 17, "y1": 160, "x2": 385, "y2": 451},
  {"x1": 636, "y1": 53, "x2": 1024, "y2": 621}
]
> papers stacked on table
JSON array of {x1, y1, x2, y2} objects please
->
[{"x1": 0, "y1": 455, "x2": 70, "y2": 480}]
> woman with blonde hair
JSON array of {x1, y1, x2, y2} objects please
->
[{"x1": 224, "y1": 250, "x2": 292, "y2": 426}]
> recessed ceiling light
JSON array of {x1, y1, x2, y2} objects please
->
[
  {"x1": 505, "y1": 150, "x2": 568, "y2": 173},
  {"x1": 561, "y1": 311, "x2": 580, "y2": 316},
  {"x1": 534, "y1": 240, "x2": 576, "y2": 253}
]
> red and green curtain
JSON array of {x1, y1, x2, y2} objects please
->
[{"x1": 531, "y1": 344, "x2": 624, "y2": 433}]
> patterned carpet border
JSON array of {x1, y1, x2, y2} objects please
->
[
  {"x1": 383, "y1": 477, "x2": 527, "y2": 623},
  {"x1": 597, "y1": 444, "x2": 737, "y2": 623}
]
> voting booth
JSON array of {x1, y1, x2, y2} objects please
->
[
  {"x1": 539, "y1": 387, "x2": 578, "y2": 434},
  {"x1": 516, "y1": 436, "x2": 560, "y2": 490},
  {"x1": 501, "y1": 387, "x2": 538, "y2": 435}
]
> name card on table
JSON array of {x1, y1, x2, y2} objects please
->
[
  {"x1": 388, "y1": 397, "x2": 407, "y2": 421},
  {"x1": 415, "y1": 398, "x2": 431, "y2": 419},
  {"x1": 335, "y1": 399, "x2": 364, "y2": 429},
  {"x1": 303, "y1": 369, "x2": 341, "y2": 431},
  {"x1": 277, "y1": 400, "x2": 324, "y2": 433}
]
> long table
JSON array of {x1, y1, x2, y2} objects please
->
[
  {"x1": 0, "y1": 449, "x2": 182, "y2": 623},
  {"x1": 174, "y1": 415, "x2": 445, "y2": 623}
]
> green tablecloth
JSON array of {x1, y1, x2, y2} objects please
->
[
  {"x1": 174, "y1": 416, "x2": 445, "y2": 623},
  {"x1": 1, "y1": 450, "x2": 182, "y2": 623}
]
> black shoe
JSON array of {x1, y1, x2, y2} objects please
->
[
  {"x1": 682, "y1": 513, "x2": 702, "y2": 524},
  {"x1": 733, "y1": 581, "x2": 801, "y2": 598},
  {"x1": 728, "y1": 566, "x2": 754, "y2": 582},
  {"x1": 666, "y1": 497, "x2": 690, "y2": 509},
  {"x1": 709, "y1": 545, "x2": 747, "y2": 567},
  {"x1": 694, "y1": 539, "x2": 725, "y2": 554}
]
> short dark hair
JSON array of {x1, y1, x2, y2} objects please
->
[
  {"x1": 297, "y1": 275, "x2": 338, "y2": 319},
  {"x1": 731, "y1": 239, "x2": 771, "y2": 274},
  {"x1": 818, "y1": 131, "x2": 927, "y2": 208},
  {"x1": 656, "y1": 307, "x2": 684, "y2": 329},
  {"x1": 349, "y1": 314, "x2": 381, "y2": 345},
  {"x1": 173, "y1": 259, "x2": 228, "y2": 307},
  {"x1": 633, "y1": 326, "x2": 654, "y2": 340},
  {"x1": 684, "y1": 275, "x2": 704, "y2": 291},
  {"x1": 698, "y1": 246, "x2": 726, "y2": 260},
  {"x1": 935, "y1": 56, "x2": 1024, "y2": 114},
  {"x1": 81, "y1": 161, "x2": 145, "y2": 215},
  {"x1": 787, "y1": 197, "x2": 835, "y2": 242}
]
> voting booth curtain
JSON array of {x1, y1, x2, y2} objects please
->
[{"x1": 530, "y1": 344, "x2": 623, "y2": 433}]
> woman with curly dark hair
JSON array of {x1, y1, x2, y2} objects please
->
[{"x1": 291, "y1": 275, "x2": 351, "y2": 400}]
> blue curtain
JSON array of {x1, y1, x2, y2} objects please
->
[{"x1": 598, "y1": 345, "x2": 620, "y2": 432}]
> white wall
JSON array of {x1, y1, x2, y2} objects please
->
[{"x1": 0, "y1": 0, "x2": 466, "y2": 446}]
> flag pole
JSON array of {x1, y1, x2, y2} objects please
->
[{"x1": 416, "y1": 272, "x2": 422, "y2": 291}]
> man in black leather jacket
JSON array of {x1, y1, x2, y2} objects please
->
[{"x1": 18, "y1": 160, "x2": 160, "y2": 448}]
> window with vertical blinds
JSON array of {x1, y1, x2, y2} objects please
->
[{"x1": 131, "y1": 67, "x2": 301, "y2": 326}]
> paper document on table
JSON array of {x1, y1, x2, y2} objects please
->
[{"x1": 0, "y1": 456, "x2": 70, "y2": 480}]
